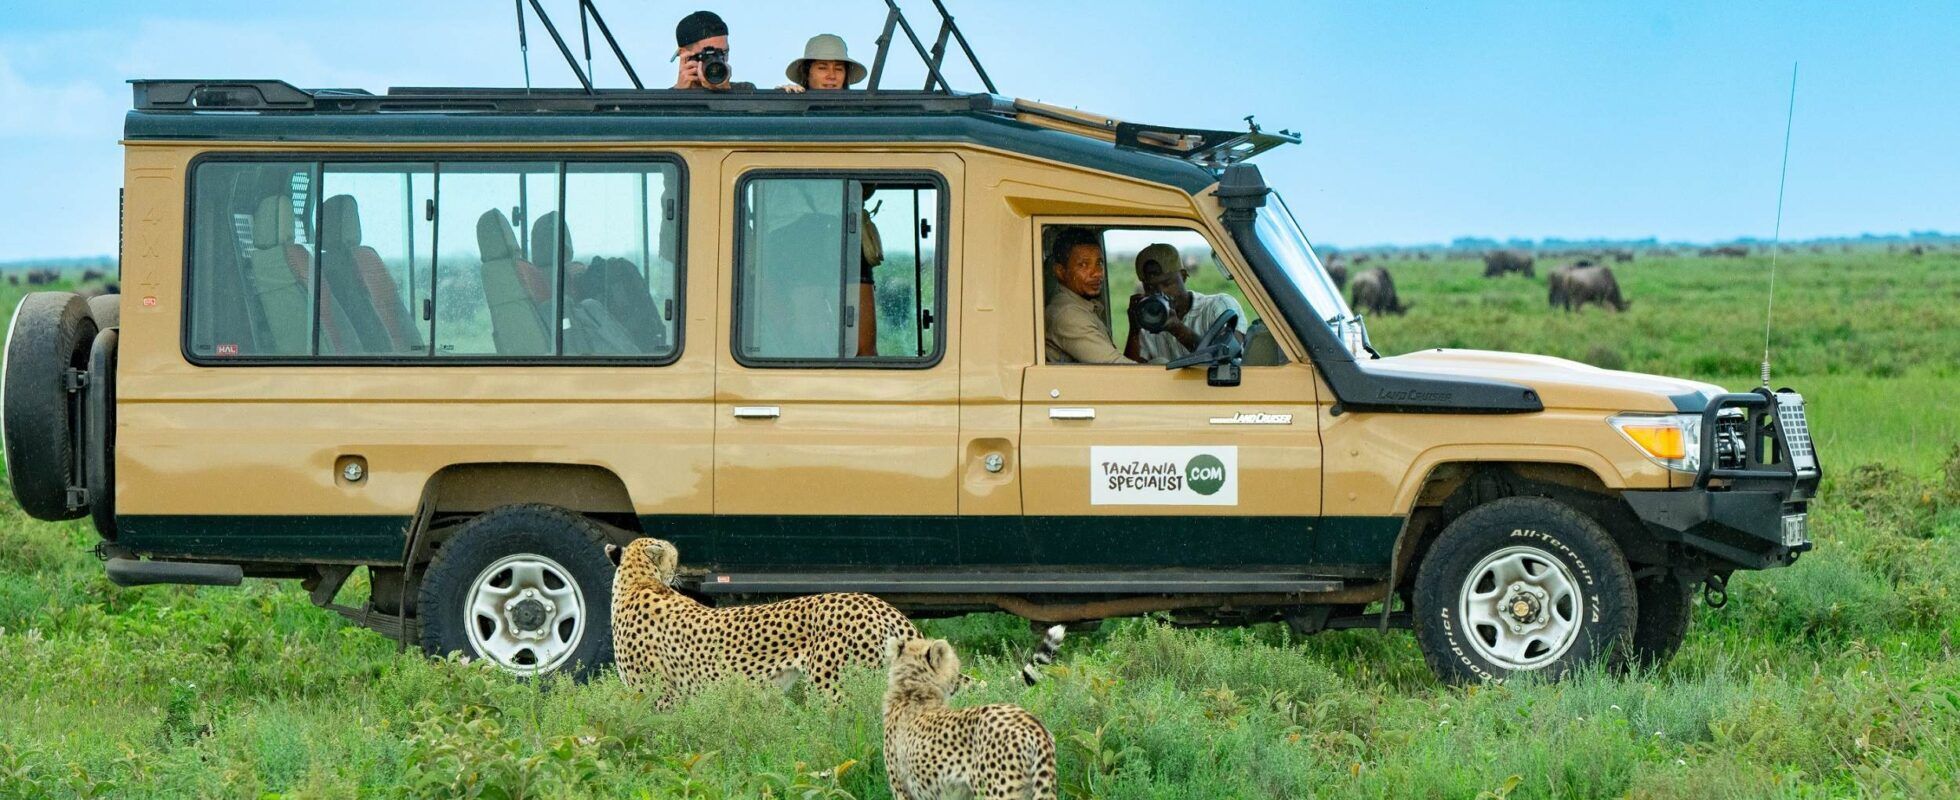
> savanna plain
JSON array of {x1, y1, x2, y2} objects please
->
[{"x1": 1, "y1": 249, "x2": 1957, "y2": 798}]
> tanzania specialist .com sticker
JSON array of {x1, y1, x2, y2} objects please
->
[{"x1": 1090, "y1": 446, "x2": 1238, "y2": 506}]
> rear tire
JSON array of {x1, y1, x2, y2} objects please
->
[
  {"x1": 1413, "y1": 496, "x2": 1635, "y2": 683},
  {"x1": 417, "y1": 504, "x2": 615, "y2": 679},
  {"x1": 3, "y1": 292, "x2": 98, "y2": 520}
]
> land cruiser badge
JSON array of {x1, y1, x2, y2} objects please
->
[{"x1": 1091, "y1": 446, "x2": 1238, "y2": 506}]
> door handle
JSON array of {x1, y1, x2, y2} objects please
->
[
  {"x1": 732, "y1": 406, "x2": 781, "y2": 419},
  {"x1": 1048, "y1": 407, "x2": 1096, "y2": 420}
]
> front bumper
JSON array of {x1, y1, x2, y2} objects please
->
[
  {"x1": 1622, "y1": 489, "x2": 1810, "y2": 569},
  {"x1": 1623, "y1": 388, "x2": 1820, "y2": 571}
]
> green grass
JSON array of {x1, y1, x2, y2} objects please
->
[{"x1": 4, "y1": 253, "x2": 1960, "y2": 797}]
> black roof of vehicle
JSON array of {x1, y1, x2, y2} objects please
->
[{"x1": 125, "y1": 80, "x2": 1309, "y2": 193}]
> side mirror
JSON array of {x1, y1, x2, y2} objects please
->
[{"x1": 1165, "y1": 309, "x2": 1243, "y2": 387}]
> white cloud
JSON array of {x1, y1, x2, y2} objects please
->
[{"x1": 0, "y1": 53, "x2": 118, "y2": 138}]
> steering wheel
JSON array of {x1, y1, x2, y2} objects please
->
[{"x1": 1165, "y1": 309, "x2": 1242, "y2": 370}]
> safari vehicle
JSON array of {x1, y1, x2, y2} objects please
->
[{"x1": 2, "y1": 4, "x2": 1819, "y2": 682}]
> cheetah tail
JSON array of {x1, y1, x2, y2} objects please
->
[{"x1": 1020, "y1": 624, "x2": 1066, "y2": 686}]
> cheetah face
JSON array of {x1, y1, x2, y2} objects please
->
[
  {"x1": 618, "y1": 537, "x2": 681, "y2": 585},
  {"x1": 886, "y1": 636, "x2": 966, "y2": 694}
]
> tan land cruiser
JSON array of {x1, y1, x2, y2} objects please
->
[{"x1": 0, "y1": 27, "x2": 1819, "y2": 681}]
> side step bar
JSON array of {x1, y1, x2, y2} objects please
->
[
  {"x1": 692, "y1": 571, "x2": 1344, "y2": 595},
  {"x1": 106, "y1": 557, "x2": 243, "y2": 587}
]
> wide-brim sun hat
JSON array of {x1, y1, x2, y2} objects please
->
[{"x1": 786, "y1": 34, "x2": 868, "y2": 87}]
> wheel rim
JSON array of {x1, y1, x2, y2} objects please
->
[
  {"x1": 463, "y1": 553, "x2": 586, "y2": 675},
  {"x1": 1457, "y1": 545, "x2": 1584, "y2": 671}
]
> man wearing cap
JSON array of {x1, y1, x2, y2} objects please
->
[
  {"x1": 781, "y1": 34, "x2": 868, "y2": 92},
  {"x1": 1124, "y1": 243, "x2": 1245, "y2": 364},
  {"x1": 671, "y1": 10, "x2": 755, "y2": 90}
]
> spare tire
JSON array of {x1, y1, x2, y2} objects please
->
[
  {"x1": 4, "y1": 292, "x2": 98, "y2": 520},
  {"x1": 87, "y1": 294, "x2": 120, "y2": 329}
]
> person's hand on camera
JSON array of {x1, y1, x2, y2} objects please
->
[
  {"x1": 674, "y1": 58, "x2": 706, "y2": 89},
  {"x1": 1126, "y1": 293, "x2": 1147, "y2": 327},
  {"x1": 1164, "y1": 314, "x2": 1191, "y2": 338}
]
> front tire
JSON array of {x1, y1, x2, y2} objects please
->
[
  {"x1": 1413, "y1": 497, "x2": 1635, "y2": 683},
  {"x1": 417, "y1": 504, "x2": 615, "y2": 679}
]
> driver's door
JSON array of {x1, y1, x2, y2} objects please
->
[{"x1": 1007, "y1": 220, "x2": 1322, "y2": 568}]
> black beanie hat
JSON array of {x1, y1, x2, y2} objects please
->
[{"x1": 676, "y1": 11, "x2": 728, "y2": 47}]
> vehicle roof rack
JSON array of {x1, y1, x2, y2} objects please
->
[{"x1": 128, "y1": 79, "x2": 1016, "y2": 116}]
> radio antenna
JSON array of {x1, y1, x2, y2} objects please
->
[{"x1": 1760, "y1": 62, "x2": 1798, "y2": 387}]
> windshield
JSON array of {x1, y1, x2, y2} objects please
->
[{"x1": 1253, "y1": 194, "x2": 1353, "y2": 328}]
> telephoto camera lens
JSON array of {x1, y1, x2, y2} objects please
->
[
  {"x1": 694, "y1": 48, "x2": 731, "y2": 86},
  {"x1": 1138, "y1": 293, "x2": 1173, "y2": 333}
]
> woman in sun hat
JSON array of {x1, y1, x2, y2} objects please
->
[{"x1": 779, "y1": 33, "x2": 868, "y2": 92}]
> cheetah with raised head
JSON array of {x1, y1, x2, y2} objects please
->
[
  {"x1": 883, "y1": 634, "x2": 1060, "y2": 800},
  {"x1": 607, "y1": 537, "x2": 917, "y2": 706}
]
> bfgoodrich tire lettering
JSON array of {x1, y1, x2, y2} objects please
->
[
  {"x1": 1413, "y1": 496, "x2": 1635, "y2": 683},
  {"x1": 417, "y1": 504, "x2": 615, "y2": 679},
  {"x1": 3, "y1": 292, "x2": 98, "y2": 521}
]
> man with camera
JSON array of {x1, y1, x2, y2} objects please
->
[
  {"x1": 671, "y1": 11, "x2": 754, "y2": 90},
  {"x1": 1123, "y1": 243, "x2": 1244, "y2": 364}
]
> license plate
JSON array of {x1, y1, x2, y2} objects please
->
[{"x1": 1781, "y1": 513, "x2": 1808, "y2": 547}]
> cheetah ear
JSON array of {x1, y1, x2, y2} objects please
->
[
  {"x1": 603, "y1": 543, "x2": 620, "y2": 565},
  {"x1": 883, "y1": 636, "x2": 905, "y2": 664},
  {"x1": 926, "y1": 639, "x2": 955, "y2": 670}
]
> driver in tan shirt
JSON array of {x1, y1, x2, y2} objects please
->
[{"x1": 1043, "y1": 228, "x2": 1138, "y2": 364}]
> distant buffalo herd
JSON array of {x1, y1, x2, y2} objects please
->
[
  {"x1": 6, "y1": 268, "x2": 116, "y2": 298},
  {"x1": 1323, "y1": 248, "x2": 1638, "y2": 317}
]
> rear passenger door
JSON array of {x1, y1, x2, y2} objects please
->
[{"x1": 710, "y1": 153, "x2": 964, "y2": 569}]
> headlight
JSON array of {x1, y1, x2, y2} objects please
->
[{"x1": 1610, "y1": 413, "x2": 1702, "y2": 473}]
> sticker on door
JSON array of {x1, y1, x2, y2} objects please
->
[{"x1": 1090, "y1": 446, "x2": 1238, "y2": 506}]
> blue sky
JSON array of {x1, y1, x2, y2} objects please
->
[{"x1": 1, "y1": 1, "x2": 1955, "y2": 260}]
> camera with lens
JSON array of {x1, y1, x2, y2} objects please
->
[
  {"x1": 689, "y1": 46, "x2": 731, "y2": 86},
  {"x1": 1135, "y1": 292, "x2": 1174, "y2": 333}
]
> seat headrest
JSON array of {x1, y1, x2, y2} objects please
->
[
  {"x1": 477, "y1": 209, "x2": 520, "y2": 262},
  {"x1": 253, "y1": 195, "x2": 296, "y2": 248},
  {"x1": 531, "y1": 212, "x2": 570, "y2": 269},
  {"x1": 321, "y1": 195, "x2": 362, "y2": 248}
]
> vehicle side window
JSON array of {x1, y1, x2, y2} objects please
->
[
  {"x1": 317, "y1": 163, "x2": 434, "y2": 356},
  {"x1": 187, "y1": 161, "x2": 317, "y2": 358},
  {"x1": 1039, "y1": 224, "x2": 1272, "y2": 366},
  {"x1": 186, "y1": 157, "x2": 685, "y2": 363},
  {"x1": 434, "y1": 163, "x2": 559, "y2": 357},
  {"x1": 558, "y1": 163, "x2": 683, "y2": 357},
  {"x1": 734, "y1": 174, "x2": 943, "y2": 365}
]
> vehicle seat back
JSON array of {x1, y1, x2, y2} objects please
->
[
  {"x1": 476, "y1": 209, "x2": 552, "y2": 355},
  {"x1": 319, "y1": 195, "x2": 400, "y2": 355},
  {"x1": 245, "y1": 195, "x2": 314, "y2": 354},
  {"x1": 575, "y1": 257, "x2": 667, "y2": 354}
]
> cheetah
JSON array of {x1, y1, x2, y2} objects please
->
[
  {"x1": 883, "y1": 634, "x2": 1061, "y2": 800},
  {"x1": 607, "y1": 537, "x2": 917, "y2": 706}
]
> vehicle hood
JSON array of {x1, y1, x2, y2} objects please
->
[{"x1": 1368, "y1": 349, "x2": 1725, "y2": 413}]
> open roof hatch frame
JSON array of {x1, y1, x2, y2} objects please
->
[
  {"x1": 1115, "y1": 115, "x2": 1302, "y2": 170},
  {"x1": 866, "y1": 0, "x2": 996, "y2": 95},
  {"x1": 509, "y1": 0, "x2": 994, "y2": 96},
  {"x1": 513, "y1": 0, "x2": 644, "y2": 93}
]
